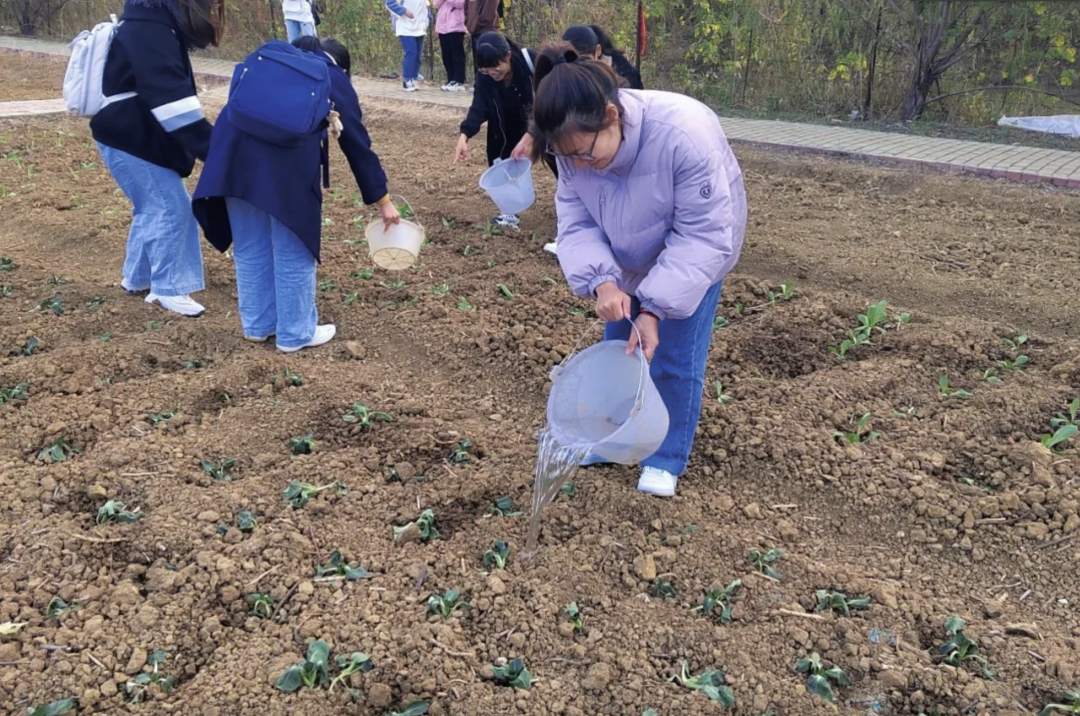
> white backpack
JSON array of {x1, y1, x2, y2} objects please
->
[{"x1": 63, "y1": 15, "x2": 135, "y2": 117}]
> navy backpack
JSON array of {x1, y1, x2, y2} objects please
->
[{"x1": 228, "y1": 40, "x2": 332, "y2": 146}]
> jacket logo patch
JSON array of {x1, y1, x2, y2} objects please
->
[{"x1": 700, "y1": 182, "x2": 713, "y2": 199}]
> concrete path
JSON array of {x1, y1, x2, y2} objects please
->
[{"x1": 3, "y1": 34, "x2": 1078, "y2": 188}]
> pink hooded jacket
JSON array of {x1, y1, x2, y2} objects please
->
[
  {"x1": 554, "y1": 89, "x2": 747, "y2": 320},
  {"x1": 433, "y1": 0, "x2": 466, "y2": 34}
]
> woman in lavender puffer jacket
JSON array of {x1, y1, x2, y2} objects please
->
[{"x1": 531, "y1": 46, "x2": 747, "y2": 498}]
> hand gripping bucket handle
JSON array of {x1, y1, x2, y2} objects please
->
[{"x1": 554, "y1": 318, "x2": 650, "y2": 415}]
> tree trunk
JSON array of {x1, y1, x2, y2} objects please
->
[
  {"x1": 900, "y1": 76, "x2": 934, "y2": 120},
  {"x1": 863, "y1": 7, "x2": 882, "y2": 119}
]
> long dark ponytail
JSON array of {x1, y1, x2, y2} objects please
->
[{"x1": 168, "y1": 0, "x2": 224, "y2": 49}]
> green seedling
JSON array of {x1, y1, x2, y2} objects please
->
[
  {"x1": 560, "y1": 481, "x2": 576, "y2": 498},
  {"x1": 125, "y1": 649, "x2": 175, "y2": 702},
  {"x1": 318, "y1": 278, "x2": 337, "y2": 292},
  {"x1": 563, "y1": 602, "x2": 585, "y2": 633},
  {"x1": 247, "y1": 592, "x2": 273, "y2": 618},
  {"x1": 146, "y1": 320, "x2": 162, "y2": 331},
  {"x1": 432, "y1": 282, "x2": 450, "y2": 296},
  {"x1": 85, "y1": 296, "x2": 106, "y2": 311},
  {"x1": 482, "y1": 540, "x2": 510, "y2": 570},
  {"x1": 281, "y1": 367, "x2": 304, "y2": 387},
  {"x1": 712, "y1": 315, "x2": 729, "y2": 330},
  {"x1": 343, "y1": 290, "x2": 360, "y2": 305},
  {"x1": 1051, "y1": 399, "x2": 1080, "y2": 429},
  {"x1": 937, "y1": 374, "x2": 972, "y2": 399},
  {"x1": 449, "y1": 439, "x2": 473, "y2": 464},
  {"x1": 276, "y1": 639, "x2": 331, "y2": 693},
  {"x1": 795, "y1": 652, "x2": 850, "y2": 703},
  {"x1": 497, "y1": 283, "x2": 514, "y2": 300},
  {"x1": 283, "y1": 480, "x2": 339, "y2": 508},
  {"x1": 26, "y1": 698, "x2": 77, "y2": 716},
  {"x1": 490, "y1": 658, "x2": 532, "y2": 689},
  {"x1": 1042, "y1": 424, "x2": 1078, "y2": 452},
  {"x1": 0, "y1": 285, "x2": 12, "y2": 298},
  {"x1": 395, "y1": 201, "x2": 415, "y2": 219},
  {"x1": 833, "y1": 413, "x2": 880, "y2": 445},
  {"x1": 383, "y1": 278, "x2": 406, "y2": 291},
  {"x1": 315, "y1": 550, "x2": 370, "y2": 581},
  {"x1": 981, "y1": 368, "x2": 1002, "y2": 384},
  {"x1": 935, "y1": 615, "x2": 993, "y2": 678},
  {"x1": 46, "y1": 275, "x2": 67, "y2": 286},
  {"x1": 694, "y1": 579, "x2": 742, "y2": 624},
  {"x1": 99, "y1": 333, "x2": 111, "y2": 342},
  {"x1": 1003, "y1": 334, "x2": 1028, "y2": 352},
  {"x1": 181, "y1": 358, "x2": 205, "y2": 369},
  {"x1": 236, "y1": 509, "x2": 256, "y2": 532},
  {"x1": 998, "y1": 354, "x2": 1030, "y2": 372},
  {"x1": 713, "y1": 381, "x2": 733, "y2": 405},
  {"x1": 147, "y1": 410, "x2": 175, "y2": 426},
  {"x1": 748, "y1": 548, "x2": 783, "y2": 580},
  {"x1": 96, "y1": 500, "x2": 141, "y2": 525},
  {"x1": 426, "y1": 588, "x2": 467, "y2": 619},
  {"x1": 0, "y1": 257, "x2": 15, "y2": 271},
  {"x1": 393, "y1": 508, "x2": 440, "y2": 543},
  {"x1": 16, "y1": 337, "x2": 40, "y2": 356},
  {"x1": 456, "y1": 296, "x2": 474, "y2": 311},
  {"x1": 200, "y1": 457, "x2": 236, "y2": 481},
  {"x1": 642, "y1": 710, "x2": 659, "y2": 716},
  {"x1": 1039, "y1": 690, "x2": 1080, "y2": 715},
  {"x1": 289, "y1": 434, "x2": 315, "y2": 455},
  {"x1": 45, "y1": 596, "x2": 77, "y2": 620},
  {"x1": 342, "y1": 402, "x2": 393, "y2": 429},
  {"x1": 814, "y1": 589, "x2": 872, "y2": 616},
  {"x1": 0, "y1": 383, "x2": 29, "y2": 404},
  {"x1": 351, "y1": 268, "x2": 374, "y2": 281},
  {"x1": 767, "y1": 282, "x2": 796, "y2": 303},
  {"x1": 490, "y1": 496, "x2": 522, "y2": 517},
  {"x1": 37, "y1": 439, "x2": 79, "y2": 463},
  {"x1": 830, "y1": 300, "x2": 892, "y2": 359},
  {"x1": 649, "y1": 577, "x2": 677, "y2": 600},
  {"x1": 39, "y1": 296, "x2": 64, "y2": 316},
  {"x1": 668, "y1": 660, "x2": 735, "y2": 707},
  {"x1": 388, "y1": 702, "x2": 430, "y2": 716},
  {"x1": 329, "y1": 651, "x2": 374, "y2": 690}
]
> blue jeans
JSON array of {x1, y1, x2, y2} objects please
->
[
  {"x1": 96, "y1": 143, "x2": 204, "y2": 297},
  {"x1": 225, "y1": 198, "x2": 318, "y2": 348},
  {"x1": 284, "y1": 20, "x2": 316, "y2": 43},
  {"x1": 603, "y1": 282, "x2": 724, "y2": 476},
  {"x1": 399, "y1": 35, "x2": 423, "y2": 82}
]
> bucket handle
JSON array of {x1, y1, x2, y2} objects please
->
[
  {"x1": 391, "y1": 194, "x2": 420, "y2": 226},
  {"x1": 554, "y1": 316, "x2": 650, "y2": 414}
]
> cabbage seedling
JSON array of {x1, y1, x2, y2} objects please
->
[
  {"x1": 649, "y1": 577, "x2": 677, "y2": 600},
  {"x1": 246, "y1": 592, "x2": 273, "y2": 619},
  {"x1": 833, "y1": 414, "x2": 879, "y2": 445},
  {"x1": 96, "y1": 500, "x2": 141, "y2": 525},
  {"x1": 283, "y1": 480, "x2": 339, "y2": 508},
  {"x1": 1051, "y1": 399, "x2": 1080, "y2": 429},
  {"x1": 342, "y1": 402, "x2": 393, "y2": 429},
  {"x1": 795, "y1": 652, "x2": 850, "y2": 703},
  {"x1": 935, "y1": 615, "x2": 992, "y2": 678},
  {"x1": 998, "y1": 354, "x2": 1030, "y2": 372},
  {"x1": 456, "y1": 296, "x2": 474, "y2": 311},
  {"x1": 563, "y1": 602, "x2": 584, "y2": 633},
  {"x1": 1042, "y1": 424, "x2": 1078, "y2": 452},
  {"x1": 0, "y1": 382, "x2": 28, "y2": 404},
  {"x1": 388, "y1": 702, "x2": 430, "y2": 716},
  {"x1": 491, "y1": 658, "x2": 533, "y2": 689},
  {"x1": 281, "y1": 368, "x2": 304, "y2": 387},
  {"x1": 449, "y1": 439, "x2": 473, "y2": 464},
  {"x1": 125, "y1": 649, "x2": 175, "y2": 703},
  {"x1": 694, "y1": 579, "x2": 742, "y2": 624},
  {"x1": 26, "y1": 698, "x2": 76, "y2": 716},
  {"x1": 276, "y1": 639, "x2": 331, "y2": 693},
  {"x1": 1039, "y1": 690, "x2": 1080, "y2": 715},
  {"x1": 937, "y1": 374, "x2": 972, "y2": 399},
  {"x1": 235, "y1": 509, "x2": 256, "y2": 532},
  {"x1": 314, "y1": 550, "x2": 370, "y2": 581},
  {"x1": 147, "y1": 410, "x2": 175, "y2": 426},
  {"x1": 714, "y1": 381, "x2": 733, "y2": 405},
  {"x1": 497, "y1": 283, "x2": 514, "y2": 300},
  {"x1": 37, "y1": 439, "x2": 79, "y2": 464},
  {"x1": 559, "y1": 481, "x2": 576, "y2": 498},
  {"x1": 668, "y1": 660, "x2": 735, "y2": 707},
  {"x1": 288, "y1": 434, "x2": 315, "y2": 455},
  {"x1": 426, "y1": 589, "x2": 467, "y2": 619},
  {"x1": 814, "y1": 589, "x2": 871, "y2": 616},
  {"x1": 393, "y1": 508, "x2": 440, "y2": 542},
  {"x1": 482, "y1": 540, "x2": 510, "y2": 570},
  {"x1": 200, "y1": 457, "x2": 236, "y2": 481},
  {"x1": 329, "y1": 651, "x2": 374, "y2": 691},
  {"x1": 15, "y1": 337, "x2": 39, "y2": 356},
  {"x1": 490, "y1": 496, "x2": 522, "y2": 517},
  {"x1": 748, "y1": 548, "x2": 783, "y2": 580},
  {"x1": 45, "y1": 596, "x2": 77, "y2": 620},
  {"x1": 0, "y1": 257, "x2": 14, "y2": 271},
  {"x1": 981, "y1": 368, "x2": 1002, "y2": 384},
  {"x1": 39, "y1": 296, "x2": 64, "y2": 316},
  {"x1": 766, "y1": 282, "x2": 796, "y2": 303},
  {"x1": 830, "y1": 300, "x2": 892, "y2": 359}
]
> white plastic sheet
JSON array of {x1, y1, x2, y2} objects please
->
[{"x1": 997, "y1": 114, "x2": 1080, "y2": 138}]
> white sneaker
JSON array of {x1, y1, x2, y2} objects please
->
[
  {"x1": 145, "y1": 292, "x2": 205, "y2": 317},
  {"x1": 543, "y1": 242, "x2": 558, "y2": 256},
  {"x1": 441, "y1": 82, "x2": 453, "y2": 91},
  {"x1": 121, "y1": 278, "x2": 149, "y2": 294},
  {"x1": 403, "y1": 80, "x2": 417, "y2": 92},
  {"x1": 448, "y1": 82, "x2": 465, "y2": 92},
  {"x1": 244, "y1": 333, "x2": 273, "y2": 343},
  {"x1": 638, "y1": 467, "x2": 678, "y2": 497},
  {"x1": 416, "y1": 73, "x2": 424, "y2": 82},
  {"x1": 277, "y1": 324, "x2": 336, "y2": 353},
  {"x1": 493, "y1": 214, "x2": 519, "y2": 229}
]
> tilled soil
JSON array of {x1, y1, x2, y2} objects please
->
[
  {"x1": 0, "y1": 52, "x2": 65, "y2": 101},
  {"x1": 0, "y1": 66, "x2": 1078, "y2": 716}
]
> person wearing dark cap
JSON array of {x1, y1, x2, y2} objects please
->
[{"x1": 561, "y1": 24, "x2": 643, "y2": 89}]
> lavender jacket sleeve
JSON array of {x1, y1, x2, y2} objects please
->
[
  {"x1": 555, "y1": 176, "x2": 623, "y2": 297},
  {"x1": 635, "y1": 129, "x2": 738, "y2": 320}
]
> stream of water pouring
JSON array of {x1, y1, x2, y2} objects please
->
[{"x1": 524, "y1": 428, "x2": 591, "y2": 555}]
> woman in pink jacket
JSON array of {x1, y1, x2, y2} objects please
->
[
  {"x1": 434, "y1": 0, "x2": 467, "y2": 91},
  {"x1": 531, "y1": 46, "x2": 748, "y2": 497}
]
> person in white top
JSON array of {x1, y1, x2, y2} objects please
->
[
  {"x1": 282, "y1": 0, "x2": 317, "y2": 43},
  {"x1": 385, "y1": 0, "x2": 429, "y2": 91}
]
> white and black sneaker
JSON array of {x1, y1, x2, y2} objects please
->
[
  {"x1": 492, "y1": 214, "x2": 520, "y2": 230},
  {"x1": 403, "y1": 80, "x2": 417, "y2": 92}
]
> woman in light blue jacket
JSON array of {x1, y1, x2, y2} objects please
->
[{"x1": 530, "y1": 46, "x2": 747, "y2": 497}]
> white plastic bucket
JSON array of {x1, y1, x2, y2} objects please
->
[
  {"x1": 546, "y1": 326, "x2": 670, "y2": 465},
  {"x1": 479, "y1": 158, "x2": 535, "y2": 215},
  {"x1": 365, "y1": 198, "x2": 424, "y2": 270}
]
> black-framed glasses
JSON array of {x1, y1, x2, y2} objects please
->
[{"x1": 546, "y1": 130, "x2": 600, "y2": 161}]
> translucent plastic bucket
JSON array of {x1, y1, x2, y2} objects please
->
[
  {"x1": 546, "y1": 325, "x2": 670, "y2": 465},
  {"x1": 479, "y1": 158, "x2": 535, "y2": 215},
  {"x1": 364, "y1": 198, "x2": 424, "y2": 270}
]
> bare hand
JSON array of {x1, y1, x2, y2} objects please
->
[
  {"x1": 626, "y1": 312, "x2": 660, "y2": 360},
  {"x1": 511, "y1": 133, "x2": 534, "y2": 161},
  {"x1": 379, "y1": 201, "x2": 401, "y2": 230},
  {"x1": 453, "y1": 134, "x2": 469, "y2": 163},
  {"x1": 594, "y1": 281, "x2": 630, "y2": 322},
  {"x1": 404, "y1": 10, "x2": 415, "y2": 18}
]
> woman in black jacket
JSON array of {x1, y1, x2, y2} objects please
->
[
  {"x1": 452, "y1": 31, "x2": 537, "y2": 228},
  {"x1": 92, "y1": 0, "x2": 222, "y2": 317},
  {"x1": 562, "y1": 24, "x2": 644, "y2": 90}
]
